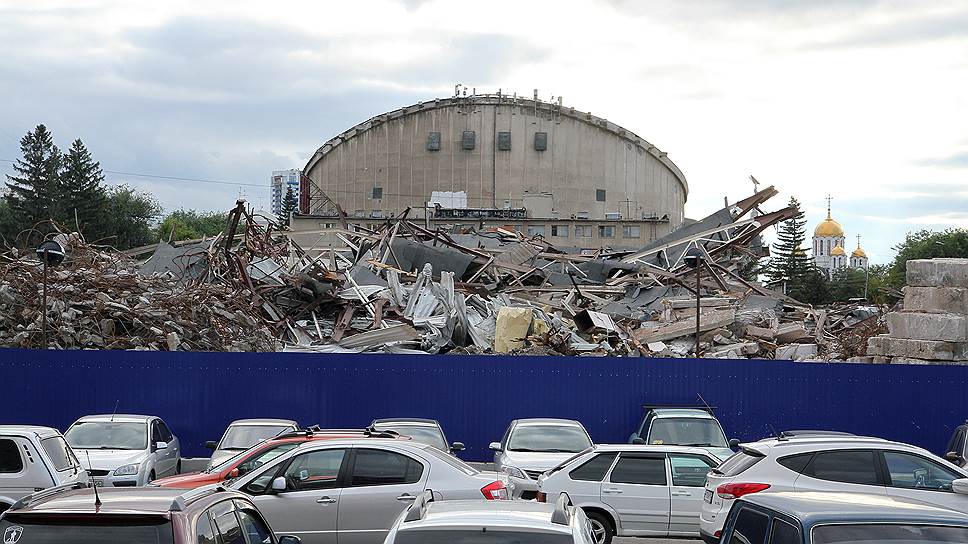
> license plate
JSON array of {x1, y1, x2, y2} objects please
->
[
  {"x1": 94, "y1": 479, "x2": 104, "y2": 487},
  {"x1": 704, "y1": 489, "x2": 713, "y2": 503}
]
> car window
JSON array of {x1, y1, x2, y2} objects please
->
[
  {"x1": 210, "y1": 501, "x2": 245, "y2": 544},
  {"x1": 41, "y1": 436, "x2": 76, "y2": 472},
  {"x1": 812, "y1": 523, "x2": 968, "y2": 543},
  {"x1": 717, "y1": 451, "x2": 764, "y2": 477},
  {"x1": 157, "y1": 421, "x2": 174, "y2": 442},
  {"x1": 236, "y1": 443, "x2": 300, "y2": 477},
  {"x1": 65, "y1": 421, "x2": 148, "y2": 450},
  {"x1": 507, "y1": 425, "x2": 592, "y2": 453},
  {"x1": 419, "y1": 444, "x2": 478, "y2": 475},
  {"x1": 669, "y1": 454, "x2": 716, "y2": 487},
  {"x1": 221, "y1": 425, "x2": 292, "y2": 451},
  {"x1": 391, "y1": 530, "x2": 573, "y2": 544},
  {"x1": 0, "y1": 439, "x2": 24, "y2": 473},
  {"x1": 569, "y1": 453, "x2": 616, "y2": 482},
  {"x1": 196, "y1": 512, "x2": 217, "y2": 544},
  {"x1": 883, "y1": 451, "x2": 963, "y2": 491},
  {"x1": 649, "y1": 418, "x2": 728, "y2": 448},
  {"x1": 236, "y1": 504, "x2": 273, "y2": 544},
  {"x1": 729, "y1": 507, "x2": 769, "y2": 544},
  {"x1": 152, "y1": 421, "x2": 163, "y2": 443},
  {"x1": 804, "y1": 450, "x2": 878, "y2": 485},
  {"x1": 609, "y1": 455, "x2": 666, "y2": 485},
  {"x1": 284, "y1": 449, "x2": 347, "y2": 491},
  {"x1": 350, "y1": 449, "x2": 423, "y2": 487},
  {"x1": 0, "y1": 517, "x2": 174, "y2": 544},
  {"x1": 776, "y1": 453, "x2": 812, "y2": 474},
  {"x1": 244, "y1": 469, "x2": 278, "y2": 495},
  {"x1": 770, "y1": 518, "x2": 800, "y2": 544},
  {"x1": 375, "y1": 425, "x2": 447, "y2": 451},
  {"x1": 948, "y1": 429, "x2": 966, "y2": 457}
]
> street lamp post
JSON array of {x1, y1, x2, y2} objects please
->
[
  {"x1": 35, "y1": 240, "x2": 65, "y2": 349},
  {"x1": 684, "y1": 248, "x2": 703, "y2": 358}
]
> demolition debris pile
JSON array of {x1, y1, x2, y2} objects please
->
[
  {"x1": 867, "y1": 258, "x2": 968, "y2": 364},
  {"x1": 0, "y1": 189, "x2": 882, "y2": 358}
]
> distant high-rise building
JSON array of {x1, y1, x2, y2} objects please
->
[{"x1": 270, "y1": 169, "x2": 301, "y2": 216}]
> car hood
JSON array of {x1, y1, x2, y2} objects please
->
[
  {"x1": 74, "y1": 449, "x2": 148, "y2": 470},
  {"x1": 501, "y1": 450, "x2": 578, "y2": 471},
  {"x1": 208, "y1": 450, "x2": 240, "y2": 468},
  {"x1": 153, "y1": 471, "x2": 216, "y2": 488}
]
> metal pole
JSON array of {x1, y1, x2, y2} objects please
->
[
  {"x1": 41, "y1": 249, "x2": 49, "y2": 349},
  {"x1": 695, "y1": 261, "x2": 701, "y2": 358}
]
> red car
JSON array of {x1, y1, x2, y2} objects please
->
[{"x1": 154, "y1": 427, "x2": 405, "y2": 489}]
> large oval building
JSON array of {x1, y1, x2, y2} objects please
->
[{"x1": 299, "y1": 91, "x2": 688, "y2": 245}]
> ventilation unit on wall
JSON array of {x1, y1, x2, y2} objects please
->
[{"x1": 604, "y1": 212, "x2": 622, "y2": 220}]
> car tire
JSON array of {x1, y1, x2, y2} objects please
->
[{"x1": 585, "y1": 511, "x2": 615, "y2": 544}]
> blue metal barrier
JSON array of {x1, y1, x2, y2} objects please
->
[{"x1": 1, "y1": 348, "x2": 964, "y2": 461}]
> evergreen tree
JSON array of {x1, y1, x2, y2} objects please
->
[
  {"x1": 280, "y1": 185, "x2": 298, "y2": 226},
  {"x1": 766, "y1": 197, "x2": 811, "y2": 286},
  {"x1": 4, "y1": 125, "x2": 62, "y2": 237},
  {"x1": 60, "y1": 138, "x2": 107, "y2": 238}
]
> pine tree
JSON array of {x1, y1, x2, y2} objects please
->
[
  {"x1": 60, "y1": 138, "x2": 107, "y2": 238},
  {"x1": 766, "y1": 197, "x2": 811, "y2": 286},
  {"x1": 280, "y1": 185, "x2": 298, "y2": 226},
  {"x1": 4, "y1": 125, "x2": 62, "y2": 236}
]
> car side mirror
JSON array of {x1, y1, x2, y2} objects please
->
[
  {"x1": 205, "y1": 441, "x2": 218, "y2": 450},
  {"x1": 155, "y1": 441, "x2": 168, "y2": 450},
  {"x1": 631, "y1": 437, "x2": 646, "y2": 445},
  {"x1": 945, "y1": 451, "x2": 963, "y2": 462},
  {"x1": 278, "y1": 536, "x2": 301, "y2": 544},
  {"x1": 227, "y1": 468, "x2": 240, "y2": 480},
  {"x1": 953, "y1": 478, "x2": 968, "y2": 495},
  {"x1": 271, "y1": 476, "x2": 288, "y2": 492},
  {"x1": 450, "y1": 442, "x2": 465, "y2": 453},
  {"x1": 489, "y1": 442, "x2": 502, "y2": 452},
  {"x1": 728, "y1": 439, "x2": 741, "y2": 449}
]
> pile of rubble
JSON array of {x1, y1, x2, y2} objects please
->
[{"x1": 866, "y1": 258, "x2": 968, "y2": 364}]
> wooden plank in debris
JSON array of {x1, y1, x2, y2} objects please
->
[{"x1": 634, "y1": 309, "x2": 736, "y2": 343}]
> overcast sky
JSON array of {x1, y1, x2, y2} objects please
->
[{"x1": 2, "y1": 0, "x2": 966, "y2": 263}]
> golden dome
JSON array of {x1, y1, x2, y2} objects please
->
[
  {"x1": 814, "y1": 217, "x2": 844, "y2": 237},
  {"x1": 852, "y1": 246, "x2": 867, "y2": 258},
  {"x1": 831, "y1": 244, "x2": 846, "y2": 256}
]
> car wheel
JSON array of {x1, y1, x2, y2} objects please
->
[{"x1": 585, "y1": 511, "x2": 614, "y2": 544}]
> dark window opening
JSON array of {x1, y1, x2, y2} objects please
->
[
  {"x1": 462, "y1": 131, "x2": 476, "y2": 150},
  {"x1": 372, "y1": 187, "x2": 383, "y2": 199},
  {"x1": 569, "y1": 453, "x2": 616, "y2": 482},
  {"x1": 609, "y1": 455, "x2": 666, "y2": 485},
  {"x1": 595, "y1": 189, "x2": 606, "y2": 202},
  {"x1": 498, "y1": 132, "x2": 512, "y2": 151},
  {"x1": 427, "y1": 132, "x2": 441, "y2": 151},
  {"x1": 534, "y1": 132, "x2": 548, "y2": 151}
]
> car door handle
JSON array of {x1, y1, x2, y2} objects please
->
[
  {"x1": 602, "y1": 488, "x2": 623, "y2": 494},
  {"x1": 671, "y1": 490, "x2": 692, "y2": 496},
  {"x1": 315, "y1": 497, "x2": 336, "y2": 504},
  {"x1": 396, "y1": 494, "x2": 417, "y2": 501}
]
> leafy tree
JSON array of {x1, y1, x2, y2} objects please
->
[
  {"x1": 280, "y1": 185, "x2": 298, "y2": 226},
  {"x1": 886, "y1": 229, "x2": 968, "y2": 291},
  {"x1": 101, "y1": 186, "x2": 161, "y2": 249},
  {"x1": 789, "y1": 266, "x2": 831, "y2": 305},
  {"x1": 829, "y1": 267, "x2": 868, "y2": 302},
  {"x1": 0, "y1": 197, "x2": 16, "y2": 246},
  {"x1": 864, "y1": 264, "x2": 893, "y2": 305},
  {"x1": 59, "y1": 138, "x2": 107, "y2": 239},
  {"x1": 766, "y1": 197, "x2": 812, "y2": 286},
  {"x1": 4, "y1": 125, "x2": 62, "y2": 240},
  {"x1": 156, "y1": 209, "x2": 228, "y2": 242}
]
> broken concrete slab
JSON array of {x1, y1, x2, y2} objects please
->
[
  {"x1": 634, "y1": 309, "x2": 736, "y2": 343},
  {"x1": 904, "y1": 286, "x2": 968, "y2": 314},
  {"x1": 906, "y1": 258, "x2": 968, "y2": 288},
  {"x1": 776, "y1": 343, "x2": 818, "y2": 360},
  {"x1": 775, "y1": 323, "x2": 811, "y2": 344},
  {"x1": 886, "y1": 312, "x2": 968, "y2": 342},
  {"x1": 745, "y1": 325, "x2": 777, "y2": 340},
  {"x1": 867, "y1": 335, "x2": 968, "y2": 361}
]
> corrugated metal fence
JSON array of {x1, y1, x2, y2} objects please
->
[{"x1": 1, "y1": 348, "x2": 964, "y2": 461}]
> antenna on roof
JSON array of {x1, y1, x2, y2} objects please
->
[
  {"x1": 696, "y1": 393, "x2": 714, "y2": 414},
  {"x1": 84, "y1": 451, "x2": 102, "y2": 510},
  {"x1": 109, "y1": 399, "x2": 119, "y2": 422}
]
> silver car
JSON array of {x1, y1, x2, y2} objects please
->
[
  {"x1": 64, "y1": 414, "x2": 180, "y2": 486},
  {"x1": 205, "y1": 418, "x2": 298, "y2": 469},
  {"x1": 537, "y1": 444, "x2": 722, "y2": 543},
  {"x1": 0, "y1": 426, "x2": 87, "y2": 513},
  {"x1": 228, "y1": 437, "x2": 510, "y2": 544},
  {"x1": 491, "y1": 418, "x2": 594, "y2": 500}
]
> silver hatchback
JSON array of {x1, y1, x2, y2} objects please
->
[{"x1": 227, "y1": 438, "x2": 509, "y2": 544}]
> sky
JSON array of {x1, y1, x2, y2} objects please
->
[{"x1": 1, "y1": 0, "x2": 966, "y2": 264}]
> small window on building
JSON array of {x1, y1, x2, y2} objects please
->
[
  {"x1": 598, "y1": 225, "x2": 615, "y2": 238},
  {"x1": 527, "y1": 225, "x2": 546, "y2": 237},
  {"x1": 551, "y1": 225, "x2": 568, "y2": 238},
  {"x1": 595, "y1": 189, "x2": 606, "y2": 202},
  {"x1": 534, "y1": 132, "x2": 548, "y2": 151},
  {"x1": 575, "y1": 225, "x2": 592, "y2": 238},
  {"x1": 462, "y1": 130, "x2": 476, "y2": 150},
  {"x1": 498, "y1": 131, "x2": 512, "y2": 151},
  {"x1": 427, "y1": 131, "x2": 441, "y2": 151},
  {"x1": 372, "y1": 187, "x2": 383, "y2": 199},
  {"x1": 623, "y1": 225, "x2": 641, "y2": 238}
]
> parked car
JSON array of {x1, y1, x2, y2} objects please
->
[
  {"x1": 491, "y1": 418, "x2": 594, "y2": 500},
  {"x1": 0, "y1": 426, "x2": 87, "y2": 514},
  {"x1": 228, "y1": 437, "x2": 509, "y2": 544},
  {"x1": 628, "y1": 405, "x2": 736, "y2": 460},
  {"x1": 0, "y1": 482, "x2": 301, "y2": 544},
  {"x1": 369, "y1": 418, "x2": 464, "y2": 455},
  {"x1": 719, "y1": 491, "x2": 968, "y2": 544},
  {"x1": 945, "y1": 421, "x2": 968, "y2": 468},
  {"x1": 536, "y1": 444, "x2": 722, "y2": 543},
  {"x1": 205, "y1": 418, "x2": 298, "y2": 469},
  {"x1": 64, "y1": 414, "x2": 180, "y2": 486},
  {"x1": 154, "y1": 427, "x2": 404, "y2": 489},
  {"x1": 700, "y1": 434, "x2": 968, "y2": 544},
  {"x1": 383, "y1": 490, "x2": 595, "y2": 544}
]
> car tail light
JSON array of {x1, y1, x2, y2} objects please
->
[
  {"x1": 481, "y1": 480, "x2": 509, "y2": 500},
  {"x1": 716, "y1": 482, "x2": 770, "y2": 499},
  {"x1": 714, "y1": 530, "x2": 722, "y2": 538},
  {"x1": 536, "y1": 491, "x2": 547, "y2": 502}
]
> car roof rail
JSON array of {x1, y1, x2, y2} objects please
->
[
  {"x1": 363, "y1": 427, "x2": 403, "y2": 439},
  {"x1": 404, "y1": 489, "x2": 435, "y2": 522},
  {"x1": 8, "y1": 482, "x2": 88, "y2": 511},
  {"x1": 642, "y1": 404, "x2": 716, "y2": 414},
  {"x1": 551, "y1": 492, "x2": 573, "y2": 525},
  {"x1": 777, "y1": 430, "x2": 856, "y2": 440},
  {"x1": 170, "y1": 484, "x2": 227, "y2": 511}
]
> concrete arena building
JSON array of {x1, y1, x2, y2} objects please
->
[{"x1": 298, "y1": 91, "x2": 688, "y2": 246}]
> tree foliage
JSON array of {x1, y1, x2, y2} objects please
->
[
  {"x1": 4, "y1": 124, "x2": 62, "y2": 242},
  {"x1": 886, "y1": 229, "x2": 968, "y2": 291},
  {"x1": 60, "y1": 138, "x2": 108, "y2": 238},
  {"x1": 102, "y1": 186, "x2": 161, "y2": 249},
  {"x1": 156, "y1": 209, "x2": 228, "y2": 242},
  {"x1": 766, "y1": 197, "x2": 812, "y2": 285},
  {"x1": 829, "y1": 267, "x2": 868, "y2": 302},
  {"x1": 280, "y1": 185, "x2": 298, "y2": 226}
]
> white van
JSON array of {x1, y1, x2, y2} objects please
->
[{"x1": 0, "y1": 425, "x2": 87, "y2": 513}]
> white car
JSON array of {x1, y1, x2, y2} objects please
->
[
  {"x1": 491, "y1": 418, "x2": 594, "y2": 500},
  {"x1": 0, "y1": 426, "x2": 87, "y2": 513},
  {"x1": 205, "y1": 418, "x2": 298, "y2": 469},
  {"x1": 699, "y1": 433, "x2": 968, "y2": 544},
  {"x1": 383, "y1": 490, "x2": 595, "y2": 544},
  {"x1": 537, "y1": 444, "x2": 722, "y2": 543},
  {"x1": 64, "y1": 414, "x2": 181, "y2": 486}
]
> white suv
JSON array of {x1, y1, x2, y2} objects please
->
[
  {"x1": 699, "y1": 434, "x2": 968, "y2": 544},
  {"x1": 0, "y1": 426, "x2": 87, "y2": 513}
]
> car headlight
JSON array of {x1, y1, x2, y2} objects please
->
[
  {"x1": 114, "y1": 463, "x2": 141, "y2": 476},
  {"x1": 502, "y1": 466, "x2": 526, "y2": 479}
]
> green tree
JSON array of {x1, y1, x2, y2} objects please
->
[
  {"x1": 0, "y1": 197, "x2": 16, "y2": 246},
  {"x1": 101, "y1": 186, "x2": 161, "y2": 249},
  {"x1": 766, "y1": 197, "x2": 812, "y2": 286},
  {"x1": 789, "y1": 266, "x2": 831, "y2": 305},
  {"x1": 829, "y1": 267, "x2": 868, "y2": 302},
  {"x1": 886, "y1": 229, "x2": 968, "y2": 292},
  {"x1": 59, "y1": 138, "x2": 108, "y2": 239},
  {"x1": 155, "y1": 209, "x2": 228, "y2": 242},
  {"x1": 4, "y1": 124, "x2": 62, "y2": 239},
  {"x1": 280, "y1": 185, "x2": 298, "y2": 226}
]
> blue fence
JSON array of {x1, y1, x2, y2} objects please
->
[{"x1": 1, "y1": 348, "x2": 965, "y2": 461}]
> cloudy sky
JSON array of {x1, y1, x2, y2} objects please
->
[{"x1": 2, "y1": 0, "x2": 966, "y2": 263}]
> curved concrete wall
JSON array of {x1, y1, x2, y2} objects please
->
[{"x1": 304, "y1": 96, "x2": 687, "y2": 225}]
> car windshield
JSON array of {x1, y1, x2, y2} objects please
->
[
  {"x1": 812, "y1": 523, "x2": 968, "y2": 543},
  {"x1": 394, "y1": 530, "x2": 573, "y2": 544},
  {"x1": 375, "y1": 425, "x2": 447, "y2": 450},
  {"x1": 507, "y1": 425, "x2": 591, "y2": 453},
  {"x1": 208, "y1": 442, "x2": 298, "y2": 474},
  {"x1": 0, "y1": 517, "x2": 173, "y2": 544},
  {"x1": 648, "y1": 418, "x2": 727, "y2": 448},
  {"x1": 65, "y1": 421, "x2": 147, "y2": 450},
  {"x1": 219, "y1": 425, "x2": 292, "y2": 450}
]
